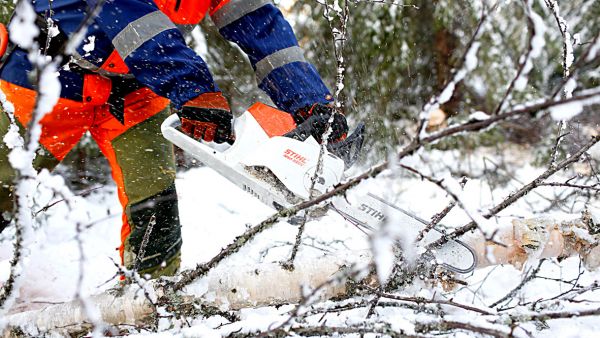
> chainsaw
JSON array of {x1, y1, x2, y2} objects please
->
[{"x1": 161, "y1": 103, "x2": 476, "y2": 274}]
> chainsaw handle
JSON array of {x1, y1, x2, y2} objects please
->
[
  {"x1": 161, "y1": 113, "x2": 228, "y2": 166},
  {"x1": 162, "y1": 112, "x2": 181, "y2": 132}
]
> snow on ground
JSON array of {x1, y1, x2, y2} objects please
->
[{"x1": 0, "y1": 144, "x2": 599, "y2": 336}]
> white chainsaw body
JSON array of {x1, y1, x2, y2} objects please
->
[
  {"x1": 161, "y1": 107, "x2": 476, "y2": 274},
  {"x1": 162, "y1": 111, "x2": 345, "y2": 209}
]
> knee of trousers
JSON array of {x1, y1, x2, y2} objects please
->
[{"x1": 123, "y1": 183, "x2": 182, "y2": 275}]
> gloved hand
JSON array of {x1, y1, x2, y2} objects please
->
[
  {"x1": 287, "y1": 103, "x2": 348, "y2": 144},
  {"x1": 178, "y1": 92, "x2": 234, "y2": 144}
]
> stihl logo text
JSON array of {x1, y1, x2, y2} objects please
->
[
  {"x1": 359, "y1": 204, "x2": 386, "y2": 221},
  {"x1": 283, "y1": 149, "x2": 307, "y2": 166}
]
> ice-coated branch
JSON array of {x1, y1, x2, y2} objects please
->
[
  {"x1": 0, "y1": 206, "x2": 22, "y2": 310},
  {"x1": 282, "y1": 0, "x2": 353, "y2": 269},
  {"x1": 488, "y1": 259, "x2": 545, "y2": 308},
  {"x1": 318, "y1": 0, "x2": 350, "y2": 108},
  {"x1": 133, "y1": 214, "x2": 157, "y2": 273},
  {"x1": 505, "y1": 305, "x2": 600, "y2": 325},
  {"x1": 34, "y1": 185, "x2": 104, "y2": 216},
  {"x1": 0, "y1": 0, "x2": 55, "y2": 315},
  {"x1": 173, "y1": 207, "x2": 306, "y2": 290},
  {"x1": 398, "y1": 164, "x2": 493, "y2": 233},
  {"x1": 228, "y1": 324, "x2": 420, "y2": 338},
  {"x1": 543, "y1": 0, "x2": 578, "y2": 167},
  {"x1": 414, "y1": 319, "x2": 510, "y2": 338},
  {"x1": 422, "y1": 88, "x2": 600, "y2": 142},
  {"x1": 416, "y1": 200, "x2": 457, "y2": 242},
  {"x1": 544, "y1": 0, "x2": 574, "y2": 82},
  {"x1": 365, "y1": 287, "x2": 495, "y2": 315},
  {"x1": 538, "y1": 181, "x2": 600, "y2": 191},
  {"x1": 303, "y1": 297, "x2": 446, "y2": 317},
  {"x1": 550, "y1": 32, "x2": 600, "y2": 100},
  {"x1": 349, "y1": 0, "x2": 418, "y2": 8}
]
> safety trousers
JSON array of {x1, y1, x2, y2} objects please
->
[{"x1": 0, "y1": 80, "x2": 181, "y2": 278}]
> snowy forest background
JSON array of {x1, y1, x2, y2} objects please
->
[{"x1": 0, "y1": 0, "x2": 599, "y2": 337}]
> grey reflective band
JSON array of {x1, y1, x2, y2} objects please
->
[
  {"x1": 211, "y1": 0, "x2": 272, "y2": 29},
  {"x1": 255, "y1": 46, "x2": 306, "y2": 84},
  {"x1": 113, "y1": 11, "x2": 176, "y2": 60}
]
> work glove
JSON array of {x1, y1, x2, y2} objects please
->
[
  {"x1": 287, "y1": 103, "x2": 348, "y2": 144},
  {"x1": 178, "y1": 92, "x2": 234, "y2": 144}
]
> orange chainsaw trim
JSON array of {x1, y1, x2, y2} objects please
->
[
  {"x1": 247, "y1": 102, "x2": 297, "y2": 138},
  {"x1": 0, "y1": 23, "x2": 8, "y2": 58}
]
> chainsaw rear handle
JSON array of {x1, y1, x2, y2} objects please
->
[{"x1": 161, "y1": 113, "x2": 227, "y2": 167}]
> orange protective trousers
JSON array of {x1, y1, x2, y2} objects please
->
[{"x1": 0, "y1": 78, "x2": 181, "y2": 276}]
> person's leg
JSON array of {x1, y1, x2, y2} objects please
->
[
  {"x1": 0, "y1": 80, "x2": 90, "y2": 232},
  {"x1": 90, "y1": 89, "x2": 181, "y2": 278}
]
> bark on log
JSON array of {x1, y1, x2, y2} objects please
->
[
  {"x1": 1, "y1": 288, "x2": 154, "y2": 337},
  {"x1": 464, "y1": 212, "x2": 599, "y2": 270}
]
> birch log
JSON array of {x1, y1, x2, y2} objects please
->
[
  {"x1": 2, "y1": 215, "x2": 598, "y2": 336},
  {"x1": 1, "y1": 257, "x2": 350, "y2": 336}
]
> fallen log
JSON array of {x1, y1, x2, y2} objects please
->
[
  {"x1": 1, "y1": 257, "x2": 350, "y2": 336},
  {"x1": 2, "y1": 214, "x2": 597, "y2": 336}
]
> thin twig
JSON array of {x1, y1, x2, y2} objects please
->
[{"x1": 489, "y1": 259, "x2": 546, "y2": 308}]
